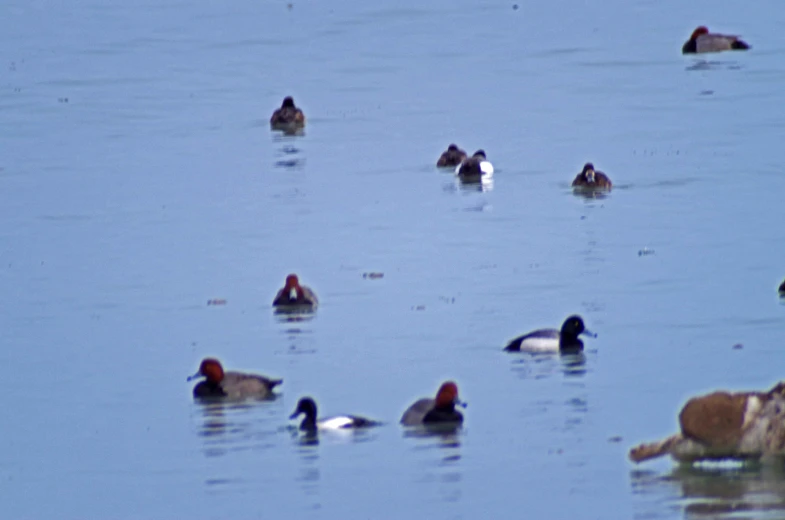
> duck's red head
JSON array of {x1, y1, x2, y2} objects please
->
[
  {"x1": 285, "y1": 274, "x2": 300, "y2": 289},
  {"x1": 284, "y1": 274, "x2": 302, "y2": 300},
  {"x1": 691, "y1": 26, "x2": 709, "y2": 40},
  {"x1": 197, "y1": 358, "x2": 224, "y2": 383},
  {"x1": 435, "y1": 381, "x2": 460, "y2": 407}
]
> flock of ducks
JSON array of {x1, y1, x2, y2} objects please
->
[
  {"x1": 190, "y1": 26, "x2": 785, "y2": 465},
  {"x1": 189, "y1": 274, "x2": 589, "y2": 432}
]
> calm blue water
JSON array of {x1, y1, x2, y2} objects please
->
[{"x1": 2, "y1": 0, "x2": 785, "y2": 518}]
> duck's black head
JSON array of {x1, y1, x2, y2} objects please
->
[
  {"x1": 282, "y1": 96, "x2": 296, "y2": 108},
  {"x1": 472, "y1": 149, "x2": 487, "y2": 160},
  {"x1": 290, "y1": 397, "x2": 318, "y2": 431},
  {"x1": 447, "y1": 144, "x2": 459, "y2": 151},
  {"x1": 561, "y1": 315, "x2": 597, "y2": 339}
]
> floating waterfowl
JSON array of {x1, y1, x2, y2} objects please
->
[
  {"x1": 187, "y1": 358, "x2": 282, "y2": 400},
  {"x1": 504, "y1": 315, "x2": 596, "y2": 353},
  {"x1": 289, "y1": 397, "x2": 382, "y2": 432},
  {"x1": 682, "y1": 26, "x2": 750, "y2": 54},
  {"x1": 400, "y1": 381, "x2": 466, "y2": 426}
]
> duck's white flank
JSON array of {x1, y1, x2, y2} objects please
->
[
  {"x1": 318, "y1": 416, "x2": 355, "y2": 430},
  {"x1": 519, "y1": 337, "x2": 560, "y2": 353}
]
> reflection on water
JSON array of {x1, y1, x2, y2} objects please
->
[
  {"x1": 685, "y1": 59, "x2": 743, "y2": 72},
  {"x1": 572, "y1": 188, "x2": 610, "y2": 201},
  {"x1": 632, "y1": 464, "x2": 785, "y2": 520},
  {"x1": 193, "y1": 400, "x2": 280, "y2": 458},
  {"x1": 405, "y1": 428, "x2": 463, "y2": 504},
  {"x1": 272, "y1": 132, "x2": 305, "y2": 170},
  {"x1": 294, "y1": 435, "x2": 321, "y2": 511},
  {"x1": 456, "y1": 177, "x2": 494, "y2": 193},
  {"x1": 508, "y1": 352, "x2": 589, "y2": 379}
]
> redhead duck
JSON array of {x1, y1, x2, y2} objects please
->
[
  {"x1": 400, "y1": 381, "x2": 466, "y2": 426},
  {"x1": 437, "y1": 144, "x2": 468, "y2": 168},
  {"x1": 289, "y1": 397, "x2": 382, "y2": 432},
  {"x1": 504, "y1": 315, "x2": 596, "y2": 353},
  {"x1": 270, "y1": 96, "x2": 306, "y2": 130},
  {"x1": 455, "y1": 150, "x2": 494, "y2": 182},
  {"x1": 572, "y1": 163, "x2": 612, "y2": 191},
  {"x1": 682, "y1": 26, "x2": 750, "y2": 54},
  {"x1": 630, "y1": 382, "x2": 785, "y2": 463},
  {"x1": 187, "y1": 358, "x2": 282, "y2": 400},
  {"x1": 272, "y1": 274, "x2": 318, "y2": 310}
]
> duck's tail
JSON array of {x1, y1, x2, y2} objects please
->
[
  {"x1": 732, "y1": 39, "x2": 750, "y2": 50},
  {"x1": 268, "y1": 378, "x2": 283, "y2": 389},
  {"x1": 629, "y1": 434, "x2": 681, "y2": 463}
]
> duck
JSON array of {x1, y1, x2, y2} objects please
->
[
  {"x1": 629, "y1": 382, "x2": 785, "y2": 464},
  {"x1": 272, "y1": 274, "x2": 318, "y2": 310},
  {"x1": 455, "y1": 150, "x2": 494, "y2": 182},
  {"x1": 187, "y1": 358, "x2": 282, "y2": 400},
  {"x1": 504, "y1": 315, "x2": 596, "y2": 353},
  {"x1": 572, "y1": 163, "x2": 612, "y2": 191},
  {"x1": 437, "y1": 144, "x2": 468, "y2": 168},
  {"x1": 400, "y1": 381, "x2": 466, "y2": 426},
  {"x1": 682, "y1": 26, "x2": 750, "y2": 54},
  {"x1": 270, "y1": 96, "x2": 306, "y2": 130},
  {"x1": 289, "y1": 397, "x2": 382, "y2": 432}
]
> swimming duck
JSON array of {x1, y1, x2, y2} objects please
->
[
  {"x1": 504, "y1": 315, "x2": 596, "y2": 353},
  {"x1": 682, "y1": 26, "x2": 750, "y2": 54},
  {"x1": 272, "y1": 274, "x2": 318, "y2": 310},
  {"x1": 187, "y1": 358, "x2": 282, "y2": 400},
  {"x1": 289, "y1": 397, "x2": 382, "y2": 432},
  {"x1": 270, "y1": 96, "x2": 306, "y2": 130},
  {"x1": 572, "y1": 163, "x2": 612, "y2": 191},
  {"x1": 400, "y1": 381, "x2": 466, "y2": 426},
  {"x1": 629, "y1": 382, "x2": 785, "y2": 464},
  {"x1": 455, "y1": 150, "x2": 494, "y2": 182},
  {"x1": 437, "y1": 144, "x2": 468, "y2": 168}
]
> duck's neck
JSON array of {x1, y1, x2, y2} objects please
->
[
  {"x1": 558, "y1": 337, "x2": 584, "y2": 351},
  {"x1": 300, "y1": 414, "x2": 317, "y2": 432}
]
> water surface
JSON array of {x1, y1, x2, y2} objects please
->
[{"x1": 2, "y1": 0, "x2": 785, "y2": 518}]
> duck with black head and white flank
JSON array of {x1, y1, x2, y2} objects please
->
[
  {"x1": 504, "y1": 315, "x2": 596, "y2": 353},
  {"x1": 400, "y1": 381, "x2": 466, "y2": 426},
  {"x1": 455, "y1": 150, "x2": 494, "y2": 183},
  {"x1": 682, "y1": 26, "x2": 750, "y2": 54},
  {"x1": 270, "y1": 96, "x2": 306, "y2": 131},
  {"x1": 289, "y1": 397, "x2": 382, "y2": 432},
  {"x1": 630, "y1": 382, "x2": 785, "y2": 464},
  {"x1": 187, "y1": 358, "x2": 282, "y2": 400},
  {"x1": 572, "y1": 163, "x2": 612, "y2": 192}
]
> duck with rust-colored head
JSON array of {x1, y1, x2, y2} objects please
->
[
  {"x1": 455, "y1": 150, "x2": 494, "y2": 182},
  {"x1": 270, "y1": 96, "x2": 306, "y2": 130},
  {"x1": 682, "y1": 26, "x2": 750, "y2": 54},
  {"x1": 572, "y1": 163, "x2": 612, "y2": 191},
  {"x1": 289, "y1": 397, "x2": 382, "y2": 432},
  {"x1": 629, "y1": 382, "x2": 785, "y2": 464},
  {"x1": 187, "y1": 358, "x2": 282, "y2": 400},
  {"x1": 400, "y1": 381, "x2": 466, "y2": 426},
  {"x1": 504, "y1": 315, "x2": 596, "y2": 353},
  {"x1": 437, "y1": 144, "x2": 468, "y2": 168},
  {"x1": 272, "y1": 274, "x2": 318, "y2": 310}
]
